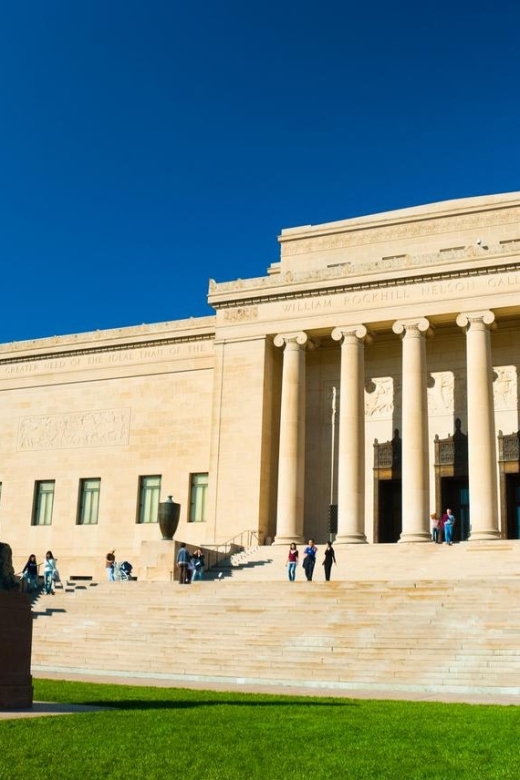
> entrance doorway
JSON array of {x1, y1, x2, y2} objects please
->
[
  {"x1": 498, "y1": 432, "x2": 520, "y2": 539},
  {"x1": 441, "y1": 478, "x2": 470, "y2": 542},
  {"x1": 378, "y1": 480, "x2": 402, "y2": 543},
  {"x1": 505, "y1": 474, "x2": 520, "y2": 539},
  {"x1": 373, "y1": 430, "x2": 402, "y2": 544}
]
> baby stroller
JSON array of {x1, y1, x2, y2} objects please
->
[{"x1": 114, "y1": 560, "x2": 133, "y2": 581}]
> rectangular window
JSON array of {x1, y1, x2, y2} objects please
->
[
  {"x1": 78, "y1": 478, "x2": 101, "y2": 525},
  {"x1": 33, "y1": 481, "x2": 55, "y2": 526},
  {"x1": 189, "y1": 473, "x2": 208, "y2": 522},
  {"x1": 137, "y1": 475, "x2": 161, "y2": 524}
]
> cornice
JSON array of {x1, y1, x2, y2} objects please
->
[{"x1": 209, "y1": 259, "x2": 520, "y2": 310}]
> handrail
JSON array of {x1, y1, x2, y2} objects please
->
[{"x1": 192, "y1": 530, "x2": 260, "y2": 571}]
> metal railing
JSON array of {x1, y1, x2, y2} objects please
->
[
  {"x1": 170, "y1": 530, "x2": 261, "y2": 580},
  {"x1": 203, "y1": 530, "x2": 261, "y2": 570}
]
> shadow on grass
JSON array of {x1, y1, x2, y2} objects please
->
[{"x1": 66, "y1": 697, "x2": 360, "y2": 711}]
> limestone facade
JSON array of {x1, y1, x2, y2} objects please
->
[{"x1": 3, "y1": 193, "x2": 520, "y2": 577}]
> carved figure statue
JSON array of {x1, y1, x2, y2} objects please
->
[{"x1": 0, "y1": 543, "x2": 21, "y2": 591}]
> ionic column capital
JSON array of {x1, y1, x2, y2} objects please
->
[
  {"x1": 456, "y1": 310, "x2": 496, "y2": 331},
  {"x1": 331, "y1": 325, "x2": 372, "y2": 344},
  {"x1": 392, "y1": 318, "x2": 432, "y2": 338},
  {"x1": 274, "y1": 331, "x2": 317, "y2": 350}
]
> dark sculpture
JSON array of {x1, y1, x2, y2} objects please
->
[
  {"x1": 0, "y1": 542, "x2": 21, "y2": 591},
  {"x1": 0, "y1": 542, "x2": 33, "y2": 709},
  {"x1": 158, "y1": 496, "x2": 181, "y2": 540}
]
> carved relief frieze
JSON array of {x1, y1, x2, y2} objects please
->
[
  {"x1": 281, "y1": 207, "x2": 520, "y2": 256},
  {"x1": 222, "y1": 306, "x2": 258, "y2": 323},
  {"x1": 493, "y1": 366, "x2": 518, "y2": 411},
  {"x1": 365, "y1": 377, "x2": 398, "y2": 419},
  {"x1": 18, "y1": 408, "x2": 131, "y2": 451},
  {"x1": 428, "y1": 372, "x2": 455, "y2": 413}
]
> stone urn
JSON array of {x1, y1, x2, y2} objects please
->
[{"x1": 158, "y1": 496, "x2": 181, "y2": 541}]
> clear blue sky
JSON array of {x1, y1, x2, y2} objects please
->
[{"x1": 1, "y1": 1, "x2": 518, "y2": 342}]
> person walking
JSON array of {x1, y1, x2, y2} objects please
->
[
  {"x1": 191, "y1": 548, "x2": 205, "y2": 581},
  {"x1": 444, "y1": 508, "x2": 456, "y2": 545},
  {"x1": 322, "y1": 541, "x2": 336, "y2": 581},
  {"x1": 430, "y1": 513, "x2": 441, "y2": 544},
  {"x1": 43, "y1": 550, "x2": 56, "y2": 595},
  {"x1": 286, "y1": 543, "x2": 299, "y2": 581},
  {"x1": 177, "y1": 543, "x2": 191, "y2": 584},
  {"x1": 22, "y1": 554, "x2": 39, "y2": 592},
  {"x1": 105, "y1": 549, "x2": 116, "y2": 581},
  {"x1": 302, "y1": 539, "x2": 318, "y2": 581}
]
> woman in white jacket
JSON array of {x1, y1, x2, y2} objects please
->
[{"x1": 43, "y1": 550, "x2": 56, "y2": 595}]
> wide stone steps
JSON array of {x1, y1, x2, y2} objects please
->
[
  {"x1": 31, "y1": 575, "x2": 520, "y2": 695},
  {"x1": 225, "y1": 540, "x2": 520, "y2": 582}
]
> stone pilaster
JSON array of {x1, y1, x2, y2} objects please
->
[{"x1": 456, "y1": 311, "x2": 500, "y2": 540}]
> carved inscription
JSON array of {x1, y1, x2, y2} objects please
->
[
  {"x1": 0, "y1": 341, "x2": 213, "y2": 380},
  {"x1": 18, "y1": 408, "x2": 131, "y2": 451}
]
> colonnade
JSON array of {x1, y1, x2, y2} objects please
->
[{"x1": 273, "y1": 311, "x2": 501, "y2": 544}]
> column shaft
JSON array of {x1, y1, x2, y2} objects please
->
[
  {"x1": 393, "y1": 319, "x2": 432, "y2": 542},
  {"x1": 332, "y1": 326, "x2": 369, "y2": 544},
  {"x1": 456, "y1": 311, "x2": 500, "y2": 540},
  {"x1": 273, "y1": 332, "x2": 308, "y2": 544}
]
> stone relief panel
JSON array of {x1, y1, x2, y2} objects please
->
[
  {"x1": 428, "y1": 371, "x2": 468, "y2": 418},
  {"x1": 18, "y1": 408, "x2": 131, "y2": 451},
  {"x1": 428, "y1": 372, "x2": 455, "y2": 414},
  {"x1": 493, "y1": 366, "x2": 518, "y2": 411},
  {"x1": 222, "y1": 306, "x2": 258, "y2": 323},
  {"x1": 365, "y1": 377, "x2": 398, "y2": 419}
]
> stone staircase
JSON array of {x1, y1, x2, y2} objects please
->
[{"x1": 30, "y1": 541, "x2": 520, "y2": 696}]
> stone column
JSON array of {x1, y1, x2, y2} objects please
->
[
  {"x1": 456, "y1": 310, "x2": 500, "y2": 540},
  {"x1": 331, "y1": 325, "x2": 370, "y2": 544},
  {"x1": 273, "y1": 332, "x2": 310, "y2": 544},
  {"x1": 392, "y1": 318, "x2": 432, "y2": 542}
]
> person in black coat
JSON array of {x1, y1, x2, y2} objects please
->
[
  {"x1": 322, "y1": 541, "x2": 337, "y2": 581},
  {"x1": 22, "y1": 553, "x2": 39, "y2": 592}
]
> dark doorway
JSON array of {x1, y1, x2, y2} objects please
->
[
  {"x1": 505, "y1": 474, "x2": 520, "y2": 539},
  {"x1": 378, "y1": 480, "x2": 402, "y2": 543},
  {"x1": 441, "y1": 477, "x2": 470, "y2": 542}
]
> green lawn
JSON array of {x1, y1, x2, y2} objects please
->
[{"x1": 0, "y1": 679, "x2": 518, "y2": 779}]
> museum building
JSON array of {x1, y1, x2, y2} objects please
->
[{"x1": 3, "y1": 192, "x2": 520, "y2": 577}]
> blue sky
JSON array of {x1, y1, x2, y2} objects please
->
[{"x1": 1, "y1": 1, "x2": 518, "y2": 342}]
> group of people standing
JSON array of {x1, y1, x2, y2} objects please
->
[
  {"x1": 286, "y1": 540, "x2": 337, "y2": 582},
  {"x1": 430, "y1": 508, "x2": 456, "y2": 545},
  {"x1": 176, "y1": 544, "x2": 205, "y2": 584},
  {"x1": 21, "y1": 550, "x2": 59, "y2": 594}
]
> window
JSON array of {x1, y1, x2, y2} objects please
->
[
  {"x1": 189, "y1": 473, "x2": 208, "y2": 522},
  {"x1": 137, "y1": 475, "x2": 161, "y2": 523},
  {"x1": 78, "y1": 478, "x2": 101, "y2": 525},
  {"x1": 33, "y1": 481, "x2": 55, "y2": 526}
]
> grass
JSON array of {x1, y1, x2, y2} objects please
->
[{"x1": 0, "y1": 679, "x2": 519, "y2": 779}]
